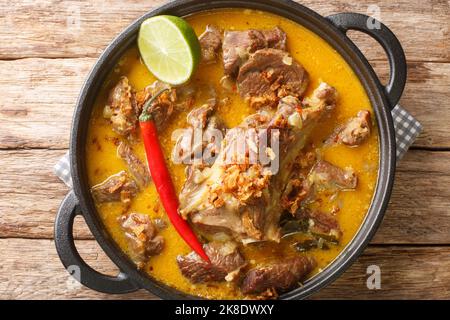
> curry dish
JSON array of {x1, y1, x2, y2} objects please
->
[{"x1": 86, "y1": 9, "x2": 379, "y2": 299}]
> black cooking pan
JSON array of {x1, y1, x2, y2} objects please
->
[{"x1": 54, "y1": 0, "x2": 406, "y2": 299}]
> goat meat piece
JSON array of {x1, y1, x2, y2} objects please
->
[
  {"x1": 177, "y1": 241, "x2": 246, "y2": 283},
  {"x1": 91, "y1": 171, "x2": 138, "y2": 204},
  {"x1": 338, "y1": 110, "x2": 372, "y2": 146},
  {"x1": 302, "y1": 82, "x2": 338, "y2": 110},
  {"x1": 199, "y1": 24, "x2": 222, "y2": 64},
  {"x1": 262, "y1": 26, "x2": 287, "y2": 50},
  {"x1": 240, "y1": 200, "x2": 265, "y2": 241},
  {"x1": 241, "y1": 256, "x2": 316, "y2": 294},
  {"x1": 104, "y1": 77, "x2": 138, "y2": 136},
  {"x1": 119, "y1": 213, "x2": 164, "y2": 266},
  {"x1": 143, "y1": 81, "x2": 177, "y2": 130},
  {"x1": 237, "y1": 48, "x2": 309, "y2": 108},
  {"x1": 117, "y1": 141, "x2": 150, "y2": 188},
  {"x1": 309, "y1": 160, "x2": 357, "y2": 190},
  {"x1": 172, "y1": 99, "x2": 223, "y2": 166},
  {"x1": 297, "y1": 210, "x2": 342, "y2": 242},
  {"x1": 186, "y1": 101, "x2": 215, "y2": 129},
  {"x1": 223, "y1": 29, "x2": 267, "y2": 76},
  {"x1": 222, "y1": 27, "x2": 287, "y2": 76}
]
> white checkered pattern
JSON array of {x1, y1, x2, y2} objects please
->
[
  {"x1": 54, "y1": 105, "x2": 422, "y2": 187},
  {"x1": 53, "y1": 152, "x2": 72, "y2": 188},
  {"x1": 392, "y1": 105, "x2": 422, "y2": 160}
]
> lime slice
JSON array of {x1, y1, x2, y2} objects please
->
[{"x1": 138, "y1": 15, "x2": 201, "y2": 85}]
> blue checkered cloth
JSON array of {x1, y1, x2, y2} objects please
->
[{"x1": 54, "y1": 105, "x2": 422, "y2": 187}]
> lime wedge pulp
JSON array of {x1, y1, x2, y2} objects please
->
[{"x1": 137, "y1": 15, "x2": 201, "y2": 85}]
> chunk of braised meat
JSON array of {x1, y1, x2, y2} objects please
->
[
  {"x1": 190, "y1": 206, "x2": 247, "y2": 238},
  {"x1": 302, "y1": 81, "x2": 338, "y2": 110},
  {"x1": 297, "y1": 209, "x2": 342, "y2": 242},
  {"x1": 90, "y1": 171, "x2": 138, "y2": 204},
  {"x1": 222, "y1": 27, "x2": 287, "y2": 76},
  {"x1": 240, "y1": 199, "x2": 266, "y2": 241},
  {"x1": 338, "y1": 110, "x2": 372, "y2": 146},
  {"x1": 263, "y1": 27, "x2": 287, "y2": 50},
  {"x1": 172, "y1": 100, "x2": 224, "y2": 166},
  {"x1": 186, "y1": 101, "x2": 215, "y2": 129},
  {"x1": 237, "y1": 48, "x2": 309, "y2": 108},
  {"x1": 199, "y1": 24, "x2": 222, "y2": 64},
  {"x1": 103, "y1": 77, "x2": 138, "y2": 137},
  {"x1": 140, "y1": 81, "x2": 177, "y2": 130},
  {"x1": 309, "y1": 160, "x2": 357, "y2": 190},
  {"x1": 117, "y1": 141, "x2": 150, "y2": 188},
  {"x1": 241, "y1": 256, "x2": 316, "y2": 294},
  {"x1": 177, "y1": 241, "x2": 246, "y2": 283},
  {"x1": 119, "y1": 213, "x2": 164, "y2": 267}
]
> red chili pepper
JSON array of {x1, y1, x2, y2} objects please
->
[{"x1": 139, "y1": 89, "x2": 210, "y2": 262}]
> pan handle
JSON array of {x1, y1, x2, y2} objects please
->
[
  {"x1": 327, "y1": 13, "x2": 407, "y2": 108},
  {"x1": 54, "y1": 191, "x2": 139, "y2": 294}
]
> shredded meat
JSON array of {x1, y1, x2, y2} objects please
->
[
  {"x1": 177, "y1": 241, "x2": 246, "y2": 283},
  {"x1": 237, "y1": 48, "x2": 309, "y2": 108},
  {"x1": 222, "y1": 27, "x2": 287, "y2": 76},
  {"x1": 199, "y1": 24, "x2": 222, "y2": 64},
  {"x1": 90, "y1": 171, "x2": 138, "y2": 204},
  {"x1": 117, "y1": 141, "x2": 150, "y2": 188},
  {"x1": 241, "y1": 256, "x2": 316, "y2": 294},
  {"x1": 119, "y1": 213, "x2": 164, "y2": 267}
]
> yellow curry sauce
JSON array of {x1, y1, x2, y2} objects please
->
[{"x1": 86, "y1": 9, "x2": 379, "y2": 299}]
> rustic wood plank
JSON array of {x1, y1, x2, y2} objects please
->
[
  {"x1": 0, "y1": 238, "x2": 154, "y2": 299},
  {"x1": 313, "y1": 245, "x2": 450, "y2": 299},
  {"x1": 372, "y1": 149, "x2": 450, "y2": 244},
  {"x1": 1, "y1": 0, "x2": 448, "y2": 62},
  {"x1": 1, "y1": 238, "x2": 448, "y2": 299},
  {"x1": 1, "y1": 148, "x2": 449, "y2": 244},
  {"x1": 0, "y1": 58, "x2": 448, "y2": 149},
  {"x1": 0, "y1": 149, "x2": 91, "y2": 240},
  {"x1": 0, "y1": 58, "x2": 93, "y2": 149},
  {"x1": 370, "y1": 61, "x2": 450, "y2": 148}
]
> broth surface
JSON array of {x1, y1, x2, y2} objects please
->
[{"x1": 86, "y1": 9, "x2": 379, "y2": 299}]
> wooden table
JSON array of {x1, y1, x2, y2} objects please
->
[{"x1": 0, "y1": 0, "x2": 449, "y2": 300}]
